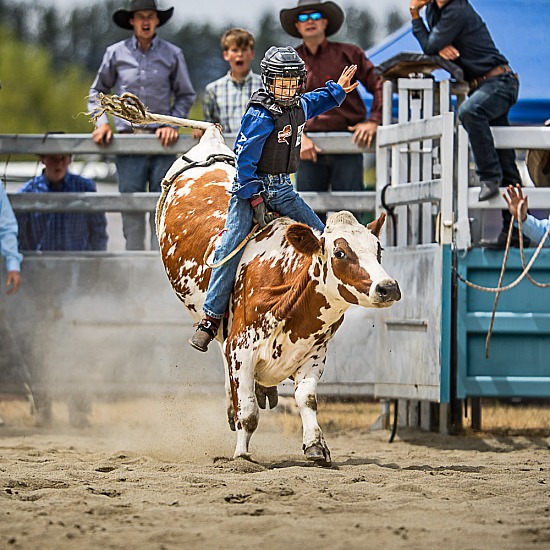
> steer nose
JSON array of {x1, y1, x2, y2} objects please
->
[{"x1": 375, "y1": 280, "x2": 401, "y2": 302}]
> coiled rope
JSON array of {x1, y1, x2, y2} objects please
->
[{"x1": 454, "y1": 199, "x2": 550, "y2": 357}]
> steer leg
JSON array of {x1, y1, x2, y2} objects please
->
[
  {"x1": 228, "y1": 360, "x2": 259, "y2": 460},
  {"x1": 221, "y1": 354, "x2": 236, "y2": 431},
  {"x1": 294, "y1": 364, "x2": 331, "y2": 467}
]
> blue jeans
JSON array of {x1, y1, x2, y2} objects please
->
[
  {"x1": 296, "y1": 153, "x2": 364, "y2": 223},
  {"x1": 115, "y1": 154, "x2": 175, "y2": 250},
  {"x1": 458, "y1": 73, "x2": 520, "y2": 187},
  {"x1": 203, "y1": 173, "x2": 324, "y2": 319}
]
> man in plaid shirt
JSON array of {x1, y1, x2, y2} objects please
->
[{"x1": 17, "y1": 154, "x2": 108, "y2": 252}]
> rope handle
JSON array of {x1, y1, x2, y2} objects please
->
[
  {"x1": 203, "y1": 223, "x2": 268, "y2": 269},
  {"x1": 455, "y1": 208, "x2": 550, "y2": 293}
]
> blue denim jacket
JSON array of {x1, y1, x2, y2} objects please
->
[
  {"x1": 232, "y1": 80, "x2": 346, "y2": 199},
  {"x1": 0, "y1": 185, "x2": 22, "y2": 272}
]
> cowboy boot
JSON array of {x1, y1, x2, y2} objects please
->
[{"x1": 189, "y1": 316, "x2": 221, "y2": 352}]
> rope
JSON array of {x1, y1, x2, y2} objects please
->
[
  {"x1": 154, "y1": 153, "x2": 235, "y2": 240},
  {"x1": 454, "y1": 201, "x2": 550, "y2": 358},
  {"x1": 203, "y1": 222, "x2": 275, "y2": 269},
  {"x1": 454, "y1": 214, "x2": 550, "y2": 293},
  {"x1": 485, "y1": 218, "x2": 514, "y2": 358},
  {"x1": 89, "y1": 92, "x2": 215, "y2": 131}
]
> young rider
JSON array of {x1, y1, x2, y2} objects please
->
[{"x1": 190, "y1": 46, "x2": 358, "y2": 352}]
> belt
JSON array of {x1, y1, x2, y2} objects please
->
[{"x1": 469, "y1": 65, "x2": 515, "y2": 90}]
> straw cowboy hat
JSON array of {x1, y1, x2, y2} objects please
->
[
  {"x1": 280, "y1": 0, "x2": 345, "y2": 38},
  {"x1": 113, "y1": 0, "x2": 174, "y2": 30},
  {"x1": 526, "y1": 119, "x2": 550, "y2": 187}
]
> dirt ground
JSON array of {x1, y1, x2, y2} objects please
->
[{"x1": 0, "y1": 395, "x2": 549, "y2": 550}]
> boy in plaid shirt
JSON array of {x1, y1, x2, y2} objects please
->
[{"x1": 193, "y1": 28, "x2": 262, "y2": 138}]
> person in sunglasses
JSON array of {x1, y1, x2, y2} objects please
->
[{"x1": 279, "y1": 0, "x2": 383, "y2": 224}]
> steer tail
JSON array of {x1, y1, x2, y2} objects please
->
[{"x1": 155, "y1": 177, "x2": 172, "y2": 242}]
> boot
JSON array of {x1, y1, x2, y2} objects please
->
[
  {"x1": 189, "y1": 316, "x2": 221, "y2": 352},
  {"x1": 478, "y1": 180, "x2": 500, "y2": 201}
]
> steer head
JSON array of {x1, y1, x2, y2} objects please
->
[{"x1": 285, "y1": 211, "x2": 401, "y2": 309}]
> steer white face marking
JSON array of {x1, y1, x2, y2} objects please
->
[{"x1": 296, "y1": 211, "x2": 401, "y2": 310}]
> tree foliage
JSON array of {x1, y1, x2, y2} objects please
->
[
  {"x1": 0, "y1": 27, "x2": 94, "y2": 133},
  {"x1": 0, "y1": 0, "x2": 405, "y2": 132}
]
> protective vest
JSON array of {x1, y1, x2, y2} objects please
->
[{"x1": 248, "y1": 91, "x2": 306, "y2": 175}]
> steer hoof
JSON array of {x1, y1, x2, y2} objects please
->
[
  {"x1": 255, "y1": 383, "x2": 278, "y2": 410},
  {"x1": 303, "y1": 443, "x2": 332, "y2": 468},
  {"x1": 227, "y1": 412, "x2": 236, "y2": 432}
]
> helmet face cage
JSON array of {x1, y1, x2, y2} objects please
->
[{"x1": 260, "y1": 46, "x2": 307, "y2": 106}]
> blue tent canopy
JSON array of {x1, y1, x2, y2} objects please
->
[{"x1": 363, "y1": 0, "x2": 550, "y2": 125}]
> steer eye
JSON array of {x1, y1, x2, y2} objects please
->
[{"x1": 334, "y1": 249, "x2": 346, "y2": 260}]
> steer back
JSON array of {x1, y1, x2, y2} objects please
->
[{"x1": 157, "y1": 126, "x2": 236, "y2": 322}]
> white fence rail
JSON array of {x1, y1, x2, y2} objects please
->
[{"x1": 1, "y1": 133, "x2": 376, "y2": 215}]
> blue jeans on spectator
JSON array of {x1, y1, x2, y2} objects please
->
[
  {"x1": 115, "y1": 154, "x2": 175, "y2": 250},
  {"x1": 203, "y1": 173, "x2": 324, "y2": 319},
  {"x1": 458, "y1": 72, "x2": 521, "y2": 229},
  {"x1": 296, "y1": 152, "x2": 364, "y2": 224},
  {"x1": 458, "y1": 73, "x2": 520, "y2": 186}
]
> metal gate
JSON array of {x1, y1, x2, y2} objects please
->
[{"x1": 376, "y1": 72, "x2": 550, "y2": 431}]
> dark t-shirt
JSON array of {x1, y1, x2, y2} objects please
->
[{"x1": 412, "y1": 0, "x2": 508, "y2": 81}]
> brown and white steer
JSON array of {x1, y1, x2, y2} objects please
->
[{"x1": 157, "y1": 126, "x2": 401, "y2": 466}]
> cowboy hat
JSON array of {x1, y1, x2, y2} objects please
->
[
  {"x1": 113, "y1": 0, "x2": 174, "y2": 30},
  {"x1": 280, "y1": 0, "x2": 345, "y2": 38},
  {"x1": 526, "y1": 119, "x2": 550, "y2": 187}
]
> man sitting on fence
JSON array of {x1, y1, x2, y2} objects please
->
[{"x1": 409, "y1": 0, "x2": 529, "y2": 248}]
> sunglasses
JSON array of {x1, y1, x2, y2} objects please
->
[{"x1": 297, "y1": 11, "x2": 323, "y2": 23}]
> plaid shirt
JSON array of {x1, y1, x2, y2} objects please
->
[
  {"x1": 203, "y1": 71, "x2": 263, "y2": 134},
  {"x1": 17, "y1": 172, "x2": 108, "y2": 252}
]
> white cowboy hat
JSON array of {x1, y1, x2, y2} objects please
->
[{"x1": 280, "y1": 0, "x2": 345, "y2": 38}]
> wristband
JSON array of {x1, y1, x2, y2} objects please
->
[{"x1": 250, "y1": 195, "x2": 264, "y2": 208}]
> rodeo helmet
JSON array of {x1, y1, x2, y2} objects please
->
[{"x1": 260, "y1": 46, "x2": 307, "y2": 106}]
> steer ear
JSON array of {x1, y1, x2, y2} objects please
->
[
  {"x1": 285, "y1": 223, "x2": 322, "y2": 256},
  {"x1": 367, "y1": 212, "x2": 386, "y2": 237}
]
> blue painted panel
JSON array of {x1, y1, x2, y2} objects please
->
[{"x1": 456, "y1": 248, "x2": 550, "y2": 398}]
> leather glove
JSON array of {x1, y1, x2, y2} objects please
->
[{"x1": 250, "y1": 194, "x2": 277, "y2": 228}]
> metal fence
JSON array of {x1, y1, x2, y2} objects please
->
[{"x1": 1, "y1": 132, "x2": 377, "y2": 215}]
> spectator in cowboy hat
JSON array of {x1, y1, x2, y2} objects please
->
[
  {"x1": 279, "y1": 0, "x2": 383, "y2": 224},
  {"x1": 88, "y1": 0, "x2": 196, "y2": 251}
]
